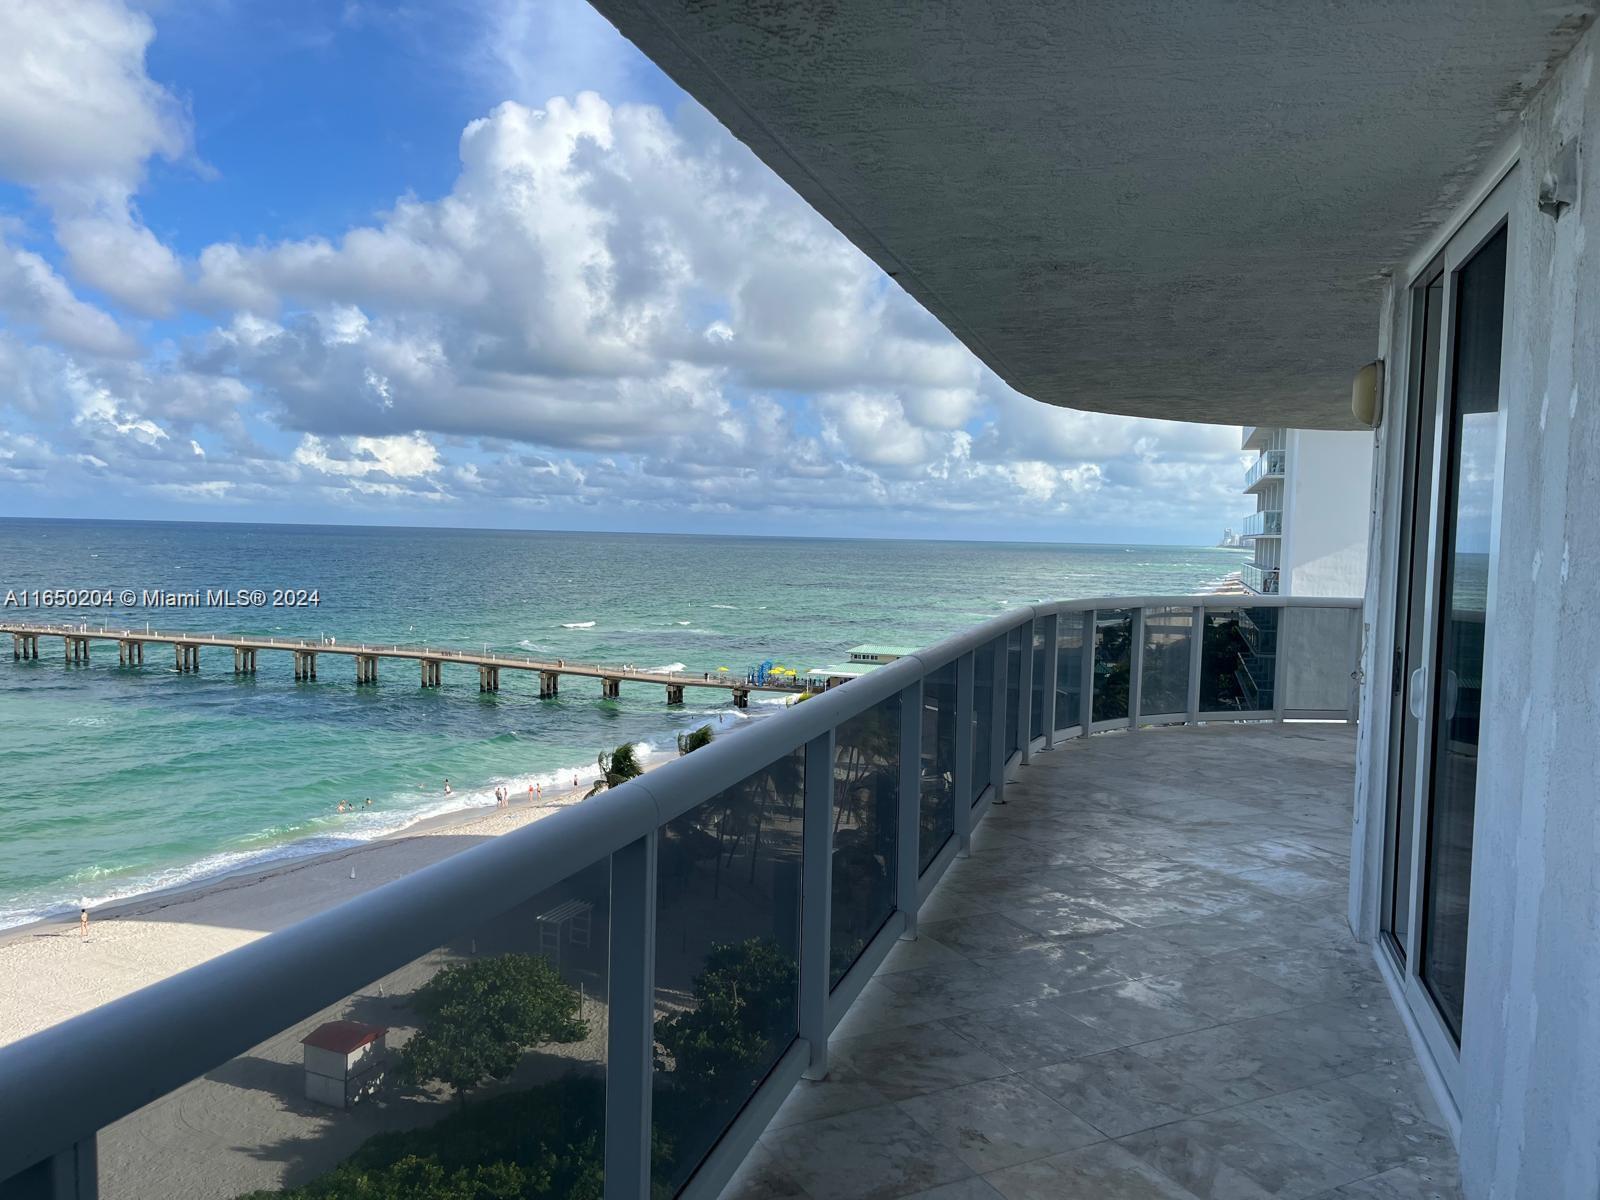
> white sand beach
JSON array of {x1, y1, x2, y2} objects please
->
[{"x1": 0, "y1": 779, "x2": 622, "y2": 1049}]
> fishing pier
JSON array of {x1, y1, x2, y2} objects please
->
[{"x1": 3, "y1": 623, "x2": 813, "y2": 708}]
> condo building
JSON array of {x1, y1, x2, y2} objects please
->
[
  {"x1": 3, "y1": 5, "x2": 1598, "y2": 1200},
  {"x1": 1240, "y1": 426, "x2": 1375, "y2": 597}
]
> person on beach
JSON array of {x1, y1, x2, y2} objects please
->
[
  {"x1": 527, "y1": 784, "x2": 533, "y2": 804},
  {"x1": 79, "y1": 907, "x2": 89, "y2": 940},
  {"x1": 536, "y1": 782, "x2": 542, "y2": 800},
  {"x1": 444, "y1": 778, "x2": 452, "y2": 795},
  {"x1": 364, "y1": 797, "x2": 372, "y2": 808}
]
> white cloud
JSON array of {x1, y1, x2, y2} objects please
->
[
  {"x1": 0, "y1": 0, "x2": 187, "y2": 205},
  {"x1": 0, "y1": 242, "x2": 136, "y2": 356}
]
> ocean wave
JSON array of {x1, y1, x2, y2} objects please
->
[
  {"x1": 650, "y1": 662, "x2": 687, "y2": 674},
  {"x1": 561, "y1": 621, "x2": 596, "y2": 629},
  {"x1": 674, "y1": 620, "x2": 691, "y2": 626},
  {"x1": 517, "y1": 638, "x2": 547, "y2": 651},
  {"x1": 709, "y1": 603, "x2": 738, "y2": 610}
]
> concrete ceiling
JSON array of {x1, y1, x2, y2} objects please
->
[{"x1": 587, "y1": 1, "x2": 1593, "y2": 429}]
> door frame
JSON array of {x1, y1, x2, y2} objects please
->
[{"x1": 1375, "y1": 161, "x2": 1518, "y2": 1108}]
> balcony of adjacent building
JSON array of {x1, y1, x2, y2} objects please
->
[
  {"x1": 1242, "y1": 509, "x2": 1283, "y2": 540},
  {"x1": 1244, "y1": 452, "x2": 1286, "y2": 494},
  {"x1": 1241, "y1": 564, "x2": 1281, "y2": 595}
]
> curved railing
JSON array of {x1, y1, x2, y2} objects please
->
[{"x1": 0, "y1": 594, "x2": 1361, "y2": 1200}]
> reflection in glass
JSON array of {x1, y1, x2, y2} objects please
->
[
  {"x1": 1055, "y1": 612, "x2": 1085, "y2": 731},
  {"x1": 1201, "y1": 608, "x2": 1277, "y2": 711},
  {"x1": 1004, "y1": 627, "x2": 1023, "y2": 756},
  {"x1": 1140, "y1": 606, "x2": 1192, "y2": 716},
  {"x1": 1030, "y1": 624, "x2": 1046, "y2": 740},
  {"x1": 831, "y1": 695, "x2": 900, "y2": 987},
  {"x1": 652, "y1": 753, "x2": 803, "y2": 1193},
  {"x1": 920, "y1": 661, "x2": 958, "y2": 872},
  {"x1": 100, "y1": 864, "x2": 612, "y2": 1200},
  {"x1": 972, "y1": 639, "x2": 994, "y2": 805},
  {"x1": 1092, "y1": 610, "x2": 1133, "y2": 722},
  {"x1": 1421, "y1": 224, "x2": 1506, "y2": 1040}
]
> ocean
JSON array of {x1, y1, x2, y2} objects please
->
[{"x1": 0, "y1": 519, "x2": 1248, "y2": 929}]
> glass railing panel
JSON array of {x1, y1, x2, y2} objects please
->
[
  {"x1": 1029, "y1": 624, "x2": 1046, "y2": 740},
  {"x1": 1241, "y1": 564, "x2": 1280, "y2": 594},
  {"x1": 1140, "y1": 605, "x2": 1192, "y2": 717},
  {"x1": 98, "y1": 861, "x2": 612, "y2": 1200},
  {"x1": 972, "y1": 639, "x2": 994, "y2": 804},
  {"x1": 1004, "y1": 627, "x2": 1023, "y2": 756},
  {"x1": 1277, "y1": 606, "x2": 1358, "y2": 712},
  {"x1": 919, "y1": 660, "x2": 958, "y2": 873},
  {"x1": 830, "y1": 695, "x2": 901, "y2": 988},
  {"x1": 1091, "y1": 609, "x2": 1134, "y2": 723},
  {"x1": 1200, "y1": 607, "x2": 1279, "y2": 711},
  {"x1": 652, "y1": 751, "x2": 803, "y2": 1194},
  {"x1": 1054, "y1": 611, "x2": 1085, "y2": 731}
]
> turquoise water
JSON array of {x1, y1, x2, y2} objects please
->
[{"x1": 0, "y1": 519, "x2": 1248, "y2": 927}]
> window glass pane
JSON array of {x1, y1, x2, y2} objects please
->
[
  {"x1": 831, "y1": 695, "x2": 900, "y2": 987},
  {"x1": 1091, "y1": 609, "x2": 1133, "y2": 723},
  {"x1": 653, "y1": 752, "x2": 804, "y2": 1192},
  {"x1": 1055, "y1": 612, "x2": 1084, "y2": 730},
  {"x1": 100, "y1": 863, "x2": 611, "y2": 1200},
  {"x1": 972, "y1": 640, "x2": 994, "y2": 804},
  {"x1": 1029, "y1": 625, "x2": 1046, "y2": 740},
  {"x1": 1421, "y1": 224, "x2": 1506, "y2": 1040},
  {"x1": 1140, "y1": 606, "x2": 1191, "y2": 716},
  {"x1": 920, "y1": 661, "x2": 958, "y2": 873},
  {"x1": 1200, "y1": 608, "x2": 1277, "y2": 711},
  {"x1": 1004, "y1": 628, "x2": 1023, "y2": 755}
]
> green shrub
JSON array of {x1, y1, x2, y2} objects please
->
[{"x1": 397, "y1": 954, "x2": 588, "y2": 1096}]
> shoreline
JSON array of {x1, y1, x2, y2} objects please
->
[{"x1": 0, "y1": 755, "x2": 682, "y2": 1048}]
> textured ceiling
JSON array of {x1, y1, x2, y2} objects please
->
[{"x1": 587, "y1": 1, "x2": 1593, "y2": 428}]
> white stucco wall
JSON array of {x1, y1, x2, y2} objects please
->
[
  {"x1": 1352, "y1": 25, "x2": 1600, "y2": 1200},
  {"x1": 1281, "y1": 430, "x2": 1375, "y2": 596},
  {"x1": 1455, "y1": 28, "x2": 1600, "y2": 1200}
]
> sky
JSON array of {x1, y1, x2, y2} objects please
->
[{"x1": 0, "y1": 0, "x2": 1250, "y2": 544}]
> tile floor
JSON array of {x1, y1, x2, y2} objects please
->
[{"x1": 719, "y1": 723, "x2": 1462, "y2": 1200}]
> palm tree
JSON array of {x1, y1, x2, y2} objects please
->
[
  {"x1": 676, "y1": 724, "x2": 715, "y2": 756},
  {"x1": 585, "y1": 742, "x2": 643, "y2": 798}
]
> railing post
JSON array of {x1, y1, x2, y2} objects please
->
[
  {"x1": 1079, "y1": 610, "x2": 1096, "y2": 737},
  {"x1": 1018, "y1": 618, "x2": 1035, "y2": 764},
  {"x1": 5, "y1": 1136, "x2": 99, "y2": 1200},
  {"x1": 1041, "y1": 613, "x2": 1059, "y2": 748},
  {"x1": 897, "y1": 679, "x2": 923, "y2": 937},
  {"x1": 1272, "y1": 604, "x2": 1287, "y2": 721},
  {"x1": 799, "y1": 731, "x2": 835, "y2": 1078},
  {"x1": 953, "y1": 652, "x2": 974, "y2": 855},
  {"x1": 1187, "y1": 604, "x2": 1205, "y2": 723},
  {"x1": 606, "y1": 832, "x2": 657, "y2": 1200},
  {"x1": 1128, "y1": 607, "x2": 1145, "y2": 730},
  {"x1": 989, "y1": 637, "x2": 1007, "y2": 805}
]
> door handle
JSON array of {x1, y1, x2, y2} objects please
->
[
  {"x1": 1408, "y1": 666, "x2": 1426, "y2": 719},
  {"x1": 1443, "y1": 670, "x2": 1459, "y2": 721}
]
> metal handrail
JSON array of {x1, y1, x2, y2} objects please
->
[{"x1": 0, "y1": 594, "x2": 1362, "y2": 1195}]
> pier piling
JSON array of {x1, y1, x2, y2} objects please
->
[
  {"x1": 539, "y1": 670, "x2": 560, "y2": 698},
  {"x1": 602, "y1": 677, "x2": 621, "y2": 700},
  {"x1": 732, "y1": 688, "x2": 750, "y2": 709},
  {"x1": 666, "y1": 684, "x2": 684, "y2": 705}
]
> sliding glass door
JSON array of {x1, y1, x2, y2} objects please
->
[{"x1": 1381, "y1": 174, "x2": 1511, "y2": 1060}]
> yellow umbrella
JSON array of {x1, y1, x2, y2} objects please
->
[{"x1": 716, "y1": 666, "x2": 729, "y2": 672}]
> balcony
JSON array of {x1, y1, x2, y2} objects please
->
[
  {"x1": 1242, "y1": 509, "x2": 1282, "y2": 539},
  {"x1": 730, "y1": 724, "x2": 1458, "y2": 1200},
  {"x1": 1244, "y1": 451, "x2": 1285, "y2": 493},
  {"x1": 1242, "y1": 564, "x2": 1280, "y2": 594},
  {"x1": 0, "y1": 597, "x2": 1440, "y2": 1200}
]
